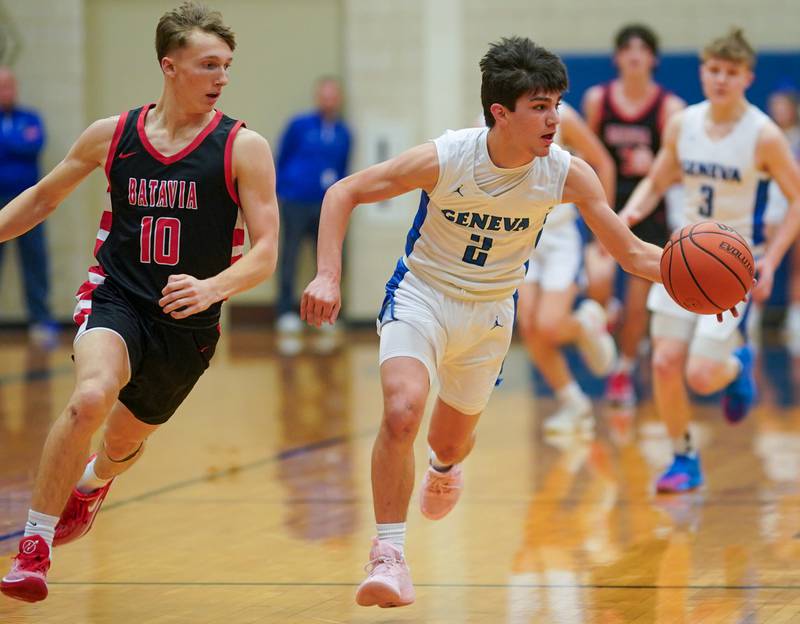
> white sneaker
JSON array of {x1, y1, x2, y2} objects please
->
[
  {"x1": 276, "y1": 312, "x2": 302, "y2": 335},
  {"x1": 310, "y1": 320, "x2": 342, "y2": 354},
  {"x1": 543, "y1": 395, "x2": 594, "y2": 435},
  {"x1": 29, "y1": 323, "x2": 59, "y2": 351},
  {"x1": 575, "y1": 300, "x2": 617, "y2": 376},
  {"x1": 276, "y1": 312, "x2": 303, "y2": 356}
]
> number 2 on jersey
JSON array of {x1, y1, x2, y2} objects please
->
[
  {"x1": 140, "y1": 216, "x2": 181, "y2": 265},
  {"x1": 462, "y1": 234, "x2": 493, "y2": 267},
  {"x1": 699, "y1": 184, "x2": 714, "y2": 217}
]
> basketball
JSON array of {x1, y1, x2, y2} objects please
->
[{"x1": 660, "y1": 221, "x2": 755, "y2": 314}]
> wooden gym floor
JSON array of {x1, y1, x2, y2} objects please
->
[{"x1": 1, "y1": 327, "x2": 800, "y2": 623}]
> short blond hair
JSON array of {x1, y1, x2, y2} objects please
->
[
  {"x1": 155, "y1": 1, "x2": 235, "y2": 62},
  {"x1": 702, "y1": 28, "x2": 755, "y2": 68}
]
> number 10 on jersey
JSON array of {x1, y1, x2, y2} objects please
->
[{"x1": 140, "y1": 216, "x2": 181, "y2": 265}]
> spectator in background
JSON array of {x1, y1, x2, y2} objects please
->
[
  {"x1": 275, "y1": 77, "x2": 351, "y2": 355},
  {"x1": 0, "y1": 66, "x2": 57, "y2": 349},
  {"x1": 763, "y1": 88, "x2": 800, "y2": 351}
]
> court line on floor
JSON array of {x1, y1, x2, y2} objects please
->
[
  {"x1": 45, "y1": 581, "x2": 800, "y2": 591},
  {"x1": 0, "y1": 430, "x2": 373, "y2": 545}
]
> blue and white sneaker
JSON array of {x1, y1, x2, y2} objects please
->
[
  {"x1": 656, "y1": 453, "x2": 703, "y2": 493},
  {"x1": 722, "y1": 345, "x2": 757, "y2": 424}
]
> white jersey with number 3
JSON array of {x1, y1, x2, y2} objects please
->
[
  {"x1": 677, "y1": 101, "x2": 770, "y2": 253},
  {"x1": 403, "y1": 127, "x2": 571, "y2": 302}
]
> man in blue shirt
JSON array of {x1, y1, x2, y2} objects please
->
[
  {"x1": 275, "y1": 77, "x2": 351, "y2": 353},
  {"x1": 0, "y1": 67, "x2": 56, "y2": 348}
]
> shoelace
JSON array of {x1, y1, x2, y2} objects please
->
[
  {"x1": 12, "y1": 550, "x2": 49, "y2": 573},
  {"x1": 364, "y1": 554, "x2": 403, "y2": 574},
  {"x1": 426, "y1": 473, "x2": 459, "y2": 495}
]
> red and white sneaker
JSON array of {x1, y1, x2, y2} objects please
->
[
  {"x1": 1, "y1": 535, "x2": 51, "y2": 603},
  {"x1": 355, "y1": 538, "x2": 415, "y2": 608},
  {"x1": 605, "y1": 370, "x2": 636, "y2": 406},
  {"x1": 55, "y1": 462, "x2": 114, "y2": 547},
  {"x1": 419, "y1": 464, "x2": 463, "y2": 520}
]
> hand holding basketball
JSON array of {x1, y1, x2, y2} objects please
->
[{"x1": 660, "y1": 221, "x2": 755, "y2": 316}]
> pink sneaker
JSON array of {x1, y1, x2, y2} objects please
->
[
  {"x1": 419, "y1": 464, "x2": 463, "y2": 520},
  {"x1": 55, "y1": 455, "x2": 114, "y2": 546},
  {"x1": 1, "y1": 535, "x2": 51, "y2": 603},
  {"x1": 355, "y1": 538, "x2": 415, "y2": 608}
]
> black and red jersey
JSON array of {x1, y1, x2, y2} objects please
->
[
  {"x1": 76, "y1": 104, "x2": 246, "y2": 329},
  {"x1": 597, "y1": 82, "x2": 669, "y2": 210}
]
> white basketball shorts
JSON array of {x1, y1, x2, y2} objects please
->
[
  {"x1": 647, "y1": 282, "x2": 750, "y2": 362},
  {"x1": 523, "y1": 217, "x2": 584, "y2": 291},
  {"x1": 377, "y1": 264, "x2": 514, "y2": 415}
]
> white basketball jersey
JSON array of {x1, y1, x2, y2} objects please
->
[
  {"x1": 677, "y1": 101, "x2": 770, "y2": 252},
  {"x1": 403, "y1": 127, "x2": 571, "y2": 301}
]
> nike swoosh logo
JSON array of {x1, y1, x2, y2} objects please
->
[
  {"x1": 2, "y1": 577, "x2": 25, "y2": 583},
  {"x1": 119, "y1": 151, "x2": 137, "y2": 159}
]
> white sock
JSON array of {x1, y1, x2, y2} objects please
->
[
  {"x1": 615, "y1": 356, "x2": 635, "y2": 374},
  {"x1": 76, "y1": 456, "x2": 111, "y2": 494},
  {"x1": 429, "y1": 449, "x2": 453, "y2": 473},
  {"x1": 556, "y1": 381, "x2": 585, "y2": 406},
  {"x1": 671, "y1": 431, "x2": 694, "y2": 456},
  {"x1": 24, "y1": 509, "x2": 58, "y2": 550},
  {"x1": 376, "y1": 522, "x2": 406, "y2": 553}
]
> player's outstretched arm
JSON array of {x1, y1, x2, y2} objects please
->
[
  {"x1": 301, "y1": 142, "x2": 439, "y2": 327},
  {"x1": 0, "y1": 117, "x2": 115, "y2": 242},
  {"x1": 751, "y1": 122, "x2": 800, "y2": 302},
  {"x1": 564, "y1": 157, "x2": 661, "y2": 283},
  {"x1": 618, "y1": 112, "x2": 684, "y2": 227},
  {"x1": 160, "y1": 129, "x2": 280, "y2": 319}
]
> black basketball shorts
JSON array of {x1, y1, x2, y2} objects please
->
[{"x1": 75, "y1": 280, "x2": 220, "y2": 425}]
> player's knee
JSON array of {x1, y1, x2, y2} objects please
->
[
  {"x1": 651, "y1": 347, "x2": 684, "y2": 381},
  {"x1": 533, "y1": 317, "x2": 564, "y2": 345},
  {"x1": 382, "y1": 390, "x2": 425, "y2": 444},
  {"x1": 67, "y1": 382, "x2": 115, "y2": 430},
  {"x1": 685, "y1": 360, "x2": 721, "y2": 395}
]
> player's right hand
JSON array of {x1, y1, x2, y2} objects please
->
[{"x1": 301, "y1": 274, "x2": 341, "y2": 327}]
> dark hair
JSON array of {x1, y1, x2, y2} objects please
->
[
  {"x1": 614, "y1": 23, "x2": 659, "y2": 56},
  {"x1": 155, "y1": 1, "x2": 235, "y2": 62},
  {"x1": 480, "y1": 36, "x2": 568, "y2": 127}
]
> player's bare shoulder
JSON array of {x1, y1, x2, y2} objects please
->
[
  {"x1": 231, "y1": 127, "x2": 275, "y2": 179},
  {"x1": 755, "y1": 116, "x2": 792, "y2": 162},
  {"x1": 562, "y1": 156, "x2": 604, "y2": 203},
  {"x1": 660, "y1": 108, "x2": 686, "y2": 147},
  {"x1": 71, "y1": 115, "x2": 121, "y2": 167}
]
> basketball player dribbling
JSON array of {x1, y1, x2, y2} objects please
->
[
  {"x1": 1, "y1": 2, "x2": 279, "y2": 603},
  {"x1": 619, "y1": 29, "x2": 800, "y2": 493},
  {"x1": 582, "y1": 24, "x2": 685, "y2": 406},
  {"x1": 516, "y1": 101, "x2": 618, "y2": 434},
  {"x1": 302, "y1": 36, "x2": 666, "y2": 609}
]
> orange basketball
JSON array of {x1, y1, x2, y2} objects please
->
[{"x1": 660, "y1": 221, "x2": 755, "y2": 315}]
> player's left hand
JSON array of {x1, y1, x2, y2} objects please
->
[
  {"x1": 159, "y1": 274, "x2": 221, "y2": 319},
  {"x1": 751, "y1": 258, "x2": 774, "y2": 304}
]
